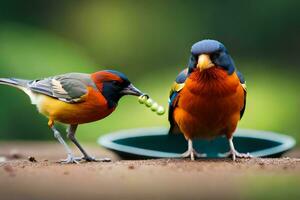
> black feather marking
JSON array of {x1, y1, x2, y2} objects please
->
[
  {"x1": 236, "y1": 70, "x2": 246, "y2": 119},
  {"x1": 240, "y1": 91, "x2": 246, "y2": 119}
]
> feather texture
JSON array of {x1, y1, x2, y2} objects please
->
[
  {"x1": 169, "y1": 67, "x2": 246, "y2": 139},
  {"x1": 29, "y1": 73, "x2": 98, "y2": 103}
]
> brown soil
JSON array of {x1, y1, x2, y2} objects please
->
[{"x1": 1, "y1": 142, "x2": 300, "y2": 200}]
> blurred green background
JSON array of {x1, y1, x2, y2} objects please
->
[{"x1": 0, "y1": 0, "x2": 299, "y2": 143}]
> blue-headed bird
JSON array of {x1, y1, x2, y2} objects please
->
[
  {"x1": 0, "y1": 70, "x2": 144, "y2": 163},
  {"x1": 168, "y1": 39, "x2": 251, "y2": 161}
]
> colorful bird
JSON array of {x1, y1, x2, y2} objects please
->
[
  {"x1": 0, "y1": 70, "x2": 144, "y2": 163},
  {"x1": 168, "y1": 39, "x2": 251, "y2": 161}
]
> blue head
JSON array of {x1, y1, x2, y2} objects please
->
[{"x1": 188, "y1": 39, "x2": 236, "y2": 74}]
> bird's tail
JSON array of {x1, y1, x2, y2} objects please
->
[
  {"x1": 0, "y1": 78, "x2": 29, "y2": 89},
  {"x1": 0, "y1": 78, "x2": 36, "y2": 104}
]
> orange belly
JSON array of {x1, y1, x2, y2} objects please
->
[
  {"x1": 36, "y1": 88, "x2": 114, "y2": 125},
  {"x1": 174, "y1": 68, "x2": 244, "y2": 139}
]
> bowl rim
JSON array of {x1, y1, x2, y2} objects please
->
[{"x1": 98, "y1": 127, "x2": 296, "y2": 158}]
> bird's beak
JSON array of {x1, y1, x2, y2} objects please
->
[
  {"x1": 197, "y1": 54, "x2": 215, "y2": 71},
  {"x1": 121, "y1": 84, "x2": 144, "y2": 96}
]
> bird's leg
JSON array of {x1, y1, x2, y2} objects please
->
[
  {"x1": 219, "y1": 137, "x2": 253, "y2": 161},
  {"x1": 181, "y1": 139, "x2": 206, "y2": 160},
  {"x1": 67, "y1": 125, "x2": 111, "y2": 162},
  {"x1": 50, "y1": 125, "x2": 78, "y2": 164}
]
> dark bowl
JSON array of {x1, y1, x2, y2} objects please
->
[{"x1": 98, "y1": 127, "x2": 296, "y2": 159}]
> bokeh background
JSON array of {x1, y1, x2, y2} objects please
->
[{"x1": 0, "y1": 0, "x2": 299, "y2": 143}]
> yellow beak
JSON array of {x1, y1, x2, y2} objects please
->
[{"x1": 197, "y1": 54, "x2": 214, "y2": 71}]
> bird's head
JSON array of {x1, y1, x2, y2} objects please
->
[
  {"x1": 188, "y1": 39, "x2": 236, "y2": 75},
  {"x1": 92, "y1": 70, "x2": 144, "y2": 107}
]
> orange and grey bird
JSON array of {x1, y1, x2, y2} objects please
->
[
  {"x1": 0, "y1": 70, "x2": 144, "y2": 163},
  {"x1": 168, "y1": 39, "x2": 251, "y2": 161}
]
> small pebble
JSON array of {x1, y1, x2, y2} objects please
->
[
  {"x1": 28, "y1": 156, "x2": 37, "y2": 163},
  {"x1": 128, "y1": 165, "x2": 135, "y2": 170}
]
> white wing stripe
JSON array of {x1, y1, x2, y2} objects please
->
[{"x1": 51, "y1": 79, "x2": 68, "y2": 95}]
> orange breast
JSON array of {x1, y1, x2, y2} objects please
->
[
  {"x1": 37, "y1": 87, "x2": 115, "y2": 125},
  {"x1": 174, "y1": 68, "x2": 245, "y2": 139}
]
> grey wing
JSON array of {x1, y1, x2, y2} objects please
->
[{"x1": 28, "y1": 73, "x2": 97, "y2": 103}]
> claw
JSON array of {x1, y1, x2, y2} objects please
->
[
  {"x1": 224, "y1": 137, "x2": 253, "y2": 161},
  {"x1": 59, "y1": 155, "x2": 80, "y2": 164},
  {"x1": 219, "y1": 150, "x2": 252, "y2": 161},
  {"x1": 182, "y1": 139, "x2": 206, "y2": 160},
  {"x1": 182, "y1": 149, "x2": 206, "y2": 161}
]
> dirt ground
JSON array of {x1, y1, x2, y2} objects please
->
[{"x1": 1, "y1": 142, "x2": 300, "y2": 200}]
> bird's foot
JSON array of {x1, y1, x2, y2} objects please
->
[
  {"x1": 181, "y1": 148, "x2": 206, "y2": 161},
  {"x1": 59, "y1": 154, "x2": 80, "y2": 164},
  {"x1": 219, "y1": 150, "x2": 252, "y2": 161},
  {"x1": 74, "y1": 156, "x2": 111, "y2": 162}
]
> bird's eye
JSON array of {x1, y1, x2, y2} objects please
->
[
  {"x1": 211, "y1": 52, "x2": 220, "y2": 60},
  {"x1": 112, "y1": 80, "x2": 119, "y2": 85}
]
